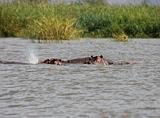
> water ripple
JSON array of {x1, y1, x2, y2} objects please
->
[{"x1": 0, "y1": 38, "x2": 160, "y2": 118}]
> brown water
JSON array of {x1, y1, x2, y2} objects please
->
[{"x1": 0, "y1": 38, "x2": 160, "y2": 118}]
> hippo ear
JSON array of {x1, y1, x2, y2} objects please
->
[{"x1": 100, "y1": 55, "x2": 103, "y2": 58}]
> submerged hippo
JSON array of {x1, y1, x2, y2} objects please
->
[
  {"x1": 40, "y1": 55, "x2": 134, "y2": 65},
  {"x1": 39, "y1": 55, "x2": 106, "y2": 65},
  {"x1": 0, "y1": 55, "x2": 134, "y2": 65}
]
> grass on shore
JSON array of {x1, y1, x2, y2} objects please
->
[{"x1": 0, "y1": 2, "x2": 160, "y2": 40}]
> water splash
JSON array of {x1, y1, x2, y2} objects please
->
[{"x1": 27, "y1": 48, "x2": 39, "y2": 64}]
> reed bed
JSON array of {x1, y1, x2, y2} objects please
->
[
  {"x1": 27, "y1": 17, "x2": 81, "y2": 40},
  {"x1": 0, "y1": 2, "x2": 159, "y2": 40}
]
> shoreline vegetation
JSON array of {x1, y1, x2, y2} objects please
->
[{"x1": 0, "y1": 0, "x2": 160, "y2": 41}]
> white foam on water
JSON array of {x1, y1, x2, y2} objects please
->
[{"x1": 27, "y1": 48, "x2": 39, "y2": 64}]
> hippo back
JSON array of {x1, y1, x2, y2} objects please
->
[{"x1": 67, "y1": 57, "x2": 92, "y2": 64}]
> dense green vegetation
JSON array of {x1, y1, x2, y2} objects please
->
[{"x1": 0, "y1": 1, "x2": 159, "y2": 40}]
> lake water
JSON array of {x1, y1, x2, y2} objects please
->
[{"x1": 0, "y1": 38, "x2": 160, "y2": 118}]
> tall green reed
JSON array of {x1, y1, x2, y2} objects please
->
[
  {"x1": 0, "y1": 3, "x2": 159, "y2": 39},
  {"x1": 76, "y1": 5, "x2": 160, "y2": 38},
  {"x1": 26, "y1": 17, "x2": 81, "y2": 40},
  {"x1": 0, "y1": 3, "x2": 81, "y2": 40}
]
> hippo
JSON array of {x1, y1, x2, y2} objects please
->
[{"x1": 40, "y1": 55, "x2": 134, "y2": 65}]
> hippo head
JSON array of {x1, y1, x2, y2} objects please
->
[
  {"x1": 49, "y1": 58, "x2": 62, "y2": 65},
  {"x1": 95, "y1": 55, "x2": 103, "y2": 63},
  {"x1": 90, "y1": 55, "x2": 106, "y2": 64}
]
